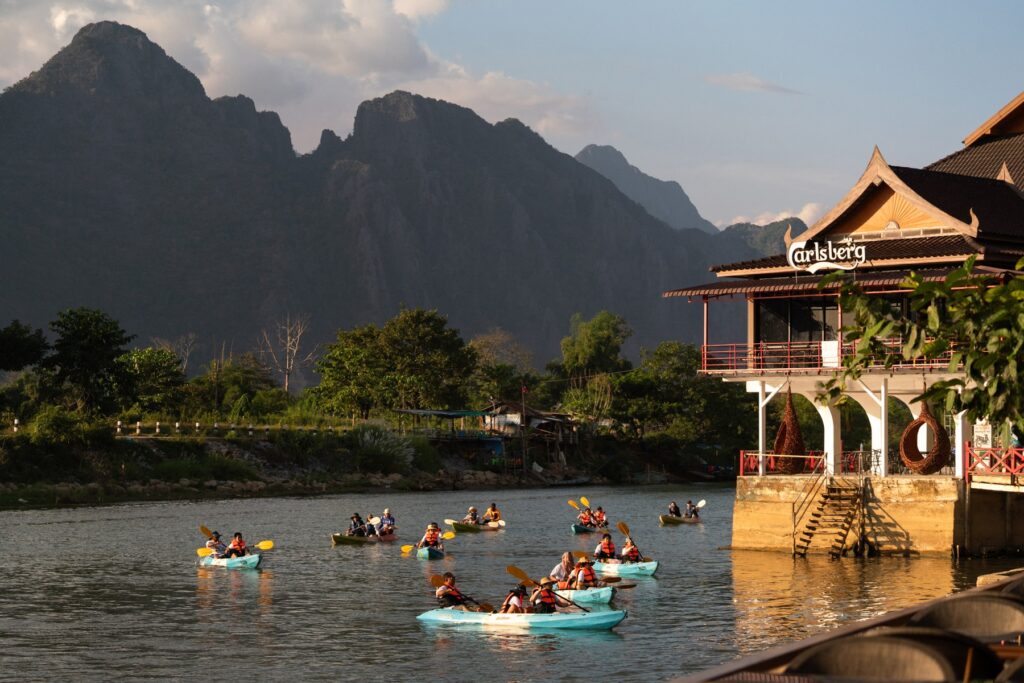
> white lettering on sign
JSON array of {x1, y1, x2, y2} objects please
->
[{"x1": 787, "y1": 238, "x2": 867, "y2": 273}]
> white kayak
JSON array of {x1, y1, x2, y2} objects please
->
[
  {"x1": 554, "y1": 586, "x2": 615, "y2": 604},
  {"x1": 592, "y1": 560, "x2": 658, "y2": 576},
  {"x1": 417, "y1": 607, "x2": 626, "y2": 630},
  {"x1": 198, "y1": 554, "x2": 262, "y2": 569}
]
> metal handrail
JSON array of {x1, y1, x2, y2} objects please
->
[{"x1": 791, "y1": 458, "x2": 827, "y2": 554}]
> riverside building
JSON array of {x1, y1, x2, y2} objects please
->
[{"x1": 665, "y1": 91, "x2": 1024, "y2": 557}]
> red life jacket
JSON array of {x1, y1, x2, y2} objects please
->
[
  {"x1": 623, "y1": 545, "x2": 640, "y2": 561},
  {"x1": 535, "y1": 589, "x2": 557, "y2": 606},
  {"x1": 579, "y1": 512, "x2": 592, "y2": 524},
  {"x1": 230, "y1": 538, "x2": 246, "y2": 551},
  {"x1": 557, "y1": 580, "x2": 570, "y2": 590},
  {"x1": 576, "y1": 566, "x2": 596, "y2": 584},
  {"x1": 594, "y1": 510, "x2": 606, "y2": 523},
  {"x1": 600, "y1": 538, "x2": 615, "y2": 555}
]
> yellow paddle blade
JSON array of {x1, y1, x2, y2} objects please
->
[
  {"x1": 567, "y1": 499, "x2": 579, "y2": 510},
  {"x1": 199, "y1": 525, "x2": 213, "y2": 539},
  {"x1": 429, "y1": 575, "x2": 445, "y2": 588},
  {"x1": 442, "y1": 531, "x2": 456, "y2": 540},
  {"x1": 254, "y1": 540, "x2": 274, "y2": 551},
  {"x1": 617, "y1": 521, "x2": 630, "y2": 537},
  {"x1": 196, "y1": 547, "x2": 213, "y2": 557},
  {"x1": 571, "y1": 550, "x2": 589, "y2": 560},
  {"x1": 506, "y1": 565, "x2": 535, "y2": 586},
  {"x1": 401, "y1": 544, "x2": 415, "y2": 553},
  {"x1": 580, "y1": 496, "x2": 590, "y2": 508},
  {"x1": 697, "y1": 499, "x2": 707, "y2": 508}
]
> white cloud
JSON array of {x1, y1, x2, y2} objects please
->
[
  {"x1": 704, "y1": 71, "x2": 802, "y2": 95},
  {"x1": 725, "y1": 202, "x2": 823, "y2": 228},
  {"x1": 0, "y1": 0, "x2": 598, "y2": 154}
]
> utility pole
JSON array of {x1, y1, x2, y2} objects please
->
[{"x1": 521, "y1": 384, "x2": 528, "y2": 477}]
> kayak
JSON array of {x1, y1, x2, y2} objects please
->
[
  {"x1": 450, "y1": 522, "x2": 501, "y2": 533},
  {"x1": 571, "y1": 524, "x2": 599, "y2": 534},
  {"x1": 332, "y1": 533, "x2": 398, "y2": 545},
  {"x1": 417, "y1": 546, "x2": 445, "y2": 560},
  {"x1": 660, "y1": 514, "x2": 701, "y2": 526},
  {"x1": 417, "y1": 607, "x2": 626, "y2": 630},
  {"x1": 593, "y1": 560, "x2": 658, "y2": 576},
  {"x1": 554, "y1": 586, "x2": 615, "y2": 604},
  {"x1": 198, "y1": 554, "x2": 262, "y2": 569}
]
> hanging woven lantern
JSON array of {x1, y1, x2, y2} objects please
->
[
  {"x1": 773, "y1": 389, "x2": 805, "y2": 474},
  {"x1": 899, "y1": 401, "x2": 950, "y2": 475}
]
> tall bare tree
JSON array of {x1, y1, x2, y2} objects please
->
[
  {"x1": 152, "y1": 332, "x2": 198, "y2": 373},
  {"x1": 259, "y1": 313, "x2": 317, "y2": 393}
]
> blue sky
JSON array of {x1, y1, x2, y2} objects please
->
[{"x1": 3, "y1": 1, "x2": 1023, "y2": 226}]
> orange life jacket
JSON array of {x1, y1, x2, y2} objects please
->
[
  {"x1": 230, "y1": 538, "x2": 246, "y2": 551},
  {"x1": 425, "y1": 529, "x2": 440, "y2": 545},
  {"x1": 557, "y1": 580, "x2": 570, "y2": 590},
  {"x1": 623, "y1": 545, "x2": 640, "y2": 561},
  {"x1": 599, "y1": 538, "x2": 615, "y2": 555},
  {"x1": 576, "y1": 566, "x2": 596, "y2": 584},
  {"x1": 535, "y1": 589, "x2": 557, "y2": 606},
  {"x1": 594, "y1": 510, "x2": 606, "y2": 523},
  {"x1": 579, "y1": 512, "x2": 592, "y2": 524}
]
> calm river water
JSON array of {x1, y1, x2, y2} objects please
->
[{"x1": 1, "y1": 483, "x2": 1020, "y2": 681}]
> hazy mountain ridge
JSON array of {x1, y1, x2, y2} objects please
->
[{"x1": 0, "y1": 22, "x2": 772, "y2": 365}]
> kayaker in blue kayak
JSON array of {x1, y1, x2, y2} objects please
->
[
  {"x1": 685, "y1": 500, "x2": 699, "y2": 519},
  {"x1": 500, "y1": 585, "x2": 527, "y2": 613},
  {"x1": 569, "y1": 558, "x2": 599, "y2": 589},
  {"x1": 594, "y1": 533, "x2": 616, "y2": 560},
  {"x1": 205, "y1": 531, "x2": 227, "y2": 558},
  {"x1": 667, "y1": 501, "x2": 682, "y2": 518},
  {"x1": 379, "y1": 508, "x2": 396, "y2": 535},
  {"x1": 347, "y1": 513, "x2": 367, "y2": 537},
  {"x1": 530, "y1": 577, "x2": 571, "y2": 613},
  {"x1": 417, "y1": 522, "x2": 444, "y2": 550},
  {"x1": 461, "y1": 506, "x2": 481, "y2": 525},
  {"x1": 549, "y1": 551, "x2": 575, "y2": 589},
  {"x1": 224, "y1": 532, "x2": 249, "y2": 558},
  {"x1": 620, "y1": 537, "x2": 642, "y2": 563},
  {"x1": 593, "y1": 507, "x2": 608, "y2": 528},
  {"x1": 576, "y1": 507, "x2": 596, "y2": 528},
  {"x1": 435, "y1": 572, "x2": 468, "y2": 609}
]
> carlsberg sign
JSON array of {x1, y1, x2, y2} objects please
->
[{"x1": 787, "y1": 238, "x2": 866, "y2": 273}]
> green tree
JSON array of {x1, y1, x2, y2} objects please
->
[
  {"x1": 116, "y1": 347, "x2": 186, "y2": 414},
  {"x1": 314, "y1": 324, "x2": 386, "y2": 419},
  {"x1": 467, "y1": 328, "x2": 535, "y2": 407},
  {"x1": 186, "y1": 354, "x2": 278, "y2": 417},
  {"x1": 44, "y1": 308, "x2": 134, "y2": 414},
  {"x1": 823, "y1": 256, "x2": 1024, "y2": 430},
  {"x1": 560, "y1": 311, "x2": 632, "y2": 380},
  {"x1": 0, "y1": 320, "x2": 48, "y2": 371}
]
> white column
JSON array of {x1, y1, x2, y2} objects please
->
[
  {"x1": 758, "y1": 381, "x2": 766, "y2": 476},
  {"x1": 854, "y1": 378, "x2": 888, "y2": 477},
  {"x1": 954, "y1": 411, "x2": 971, "y2": 479},
  {"x1": 815, "y1": 401, "x2": 841, "y2": 475}
]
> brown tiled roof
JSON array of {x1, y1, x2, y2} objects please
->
[
  {"x1": 664, "y1": 268, "x2": 991, "y2": 299},
  {"x1": 891, "y1": 166, "x2": 1024, "y2": 238},
  {"x1": 928, "y1": 133, "x2": 1024, "y2": 191},
  {"x1": 709, "y1": 235, "x2": 978, "y2": 274}
]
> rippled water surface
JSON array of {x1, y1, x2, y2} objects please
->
[{"x1": 1, "y1": 484, "x2": 1020, "y2": 681}]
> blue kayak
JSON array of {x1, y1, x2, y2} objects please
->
[
  {"x1": 592, "y1": 560, "x2": 658, "y2": 576},
  {"x1": 571, "y1": 524, "x2": 598, "y2": 534},
  {"x1": 417, "y1": 546, "x2": 445, "y2": 560},
  {"x1": 417, "y1": 607, "x2": 626, "y2": 630},
  {"x1": 554, "y1": 586, "x2": 615, "y2": 604},
  {"x1": 198, "y1": 553, "x2": 262, "y2": 569}
]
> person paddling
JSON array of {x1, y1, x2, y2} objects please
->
[
  {"x1": 531, "y1": 577, "x2": 571, "y2": 613},
  {"x1": 577, "y1": 507, "x2": 596, "y2": 528},
  {"x1": 500, "y1": 584, "x2": 528, "y2": 613},
  {"x1": 620, "y1": 536, "x2": 642, "y2": 563},
  {"x1": 224, "y1": 532, "x2": 249, "y2": 558},
  {"x1": 594, "y1": 532, "x2": 616, "y2": 560},
  {"x1": 347, "y1": 513, "x2": 367, "y2": 537},
  {"x1": 365, "y1": 513, "x2": 378, "y2": 537},
  {"x1": 593, "y1": 506, "x2": 608, "y2": 528},
  {"x1": 379, "y1": 508, "x2": 396, "y2": 535},
  {"x1": 549, "y1": 551, "x2": 575, "y2": 589},
  {"x1": 685, "y1": 500, "x2": 699, "y2": 519},
  {"x1": 417, "y1": 522, "x2": 444, "y2": 550},
  {"x1": 205, "y1": 531, "x2": 227, "y2": 558},
  {"x1": 435, "y1": 572, "x2": 469, "y2": 609},
  {"x1": 570, "y1": 558, "x2": 599, "y2": 589},
  {"x1": 482, "y1": 503, "x2": 501, "y2": 523},
  {"x1": 668, "y1": 501, "x2": 682, "y2": 518},
  {"x1": 462, "y1": 506, "x2": 481, "y2": 525}
]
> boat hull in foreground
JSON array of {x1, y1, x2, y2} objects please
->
[
  {"x1": 554, "y1": 586, "x2": 615, "y2": 604},
  {"x1": 332, "y1": 533, "x2": 398, "y2": 545},
  {"x1": 199, "y1": 554, "x2": 262, "y2": 569},
  {"x1": 417, "y1": 546, "x2": 445, "y2": 560},
  {"x1": 450, "y1": 522, "x2": 501, "y2": 533},
  {"x1": 417, "y1": 607, "x2": 626, "y2": 630},
  {"x1": 571, "y1": 524, "x2": 599, "y2": 534},
  {"x1": 593, "y1": 560, "x2": 658, "y2": 576}
]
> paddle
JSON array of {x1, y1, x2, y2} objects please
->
[
  {"x1": 197, "y1": 540, "x2": 274, "y2": 557},
  {"x1": 505, "y1": 565, "x2": 589, "y2": 613},
  {"x1": 199, "y1": 525, "x2": 213, "y2": 539},
  {"x1": 428, "y1": 575, "x2": 493, "y2": 612},
  {"x1": 487, "y1": 520, "x2": 505, "y2": 529},
  {"x1": 368, "y1": 516, "x2": 381, "y2": 525},
  {"x1": 697, "y1": 499, "x2": 706, "y2": 508},
  {"x1": 402, "y1": 531, "x2": 455, "y2": 554},
  {"x1": 567, "y1": 499, "x2": 580, "y2": 510},
  {"x1": 580, "y1": 495, "x2": 591, "y2": 508},
  {"x1": 444, "y1": 518, "x2": 458, "y2": 526},
  {"x1": 617, "y1": 521, "x2": 652, "y2": 563}
]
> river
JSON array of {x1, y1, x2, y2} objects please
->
[{"x1": 1, "y1": 483, "x2": 1020, "y2": 681}]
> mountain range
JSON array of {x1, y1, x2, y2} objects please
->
[{"x1": 0, "y1": 21, "x2": 799, "y2": 370}]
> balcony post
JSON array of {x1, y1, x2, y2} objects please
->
[
  {"x1": 814, "y1": 400, "x2": 841, "y2": 476},
  {"x1": 758, "y1": 381, "x2": 766, "y2": 476},
  {"x1": 954, "y1": 408, "x2": 971, "y2": 479}
]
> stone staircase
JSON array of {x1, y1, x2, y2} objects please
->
[{"x1": 794, "y1": 479, "x2": 862, "y2": 559}]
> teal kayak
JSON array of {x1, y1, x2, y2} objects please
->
[
  {"x1": 571, "y1": 524, "x2": 598, "y2": 534},
  {"x1": 417, "y1": 546, "x2": 445, "y2": 560},
  {"x1": 554, "y1": 586, "x2": 615, "y2": 604},
  {"x1": 417, "y1": 607, "x2": 626, "y2": 630},
  {"x1": 199, "y1": 553, "x2": 262, "y2": 569},
  {"x1": 592, "y1": 560, "x2": 657, "y2": 576}
]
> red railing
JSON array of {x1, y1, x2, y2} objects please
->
[
  {"x1": 966, "y1": 445, "x2": 1024, "y2": 483},
  {"x1": 703, "y1": 339, "x2": 958, "y2": 374},
  {"x1": 739, "y1": 450, "x2": 871, "y2": 476}
]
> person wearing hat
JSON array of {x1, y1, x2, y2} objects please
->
[
  {"x1": 461, "y1": 506, "x2": 481, "y2": 525},
  {"x1": 347, "y1": 513, "x2": 367, "y2": 537},
  {"x1": 500, "y1": 584, "x2": 528, "y2": 613},
  {"x1": 205, "y1": 531, "x2": 227, "y2": 558},
  {"x1": 530, "y1": 577, "x2": 570, "y2": 614},
  {"x1": 593, "y1": 506, "x2": 608, "y2": 528},
  {"x1": 417, "y1": 522, "x2": 444, "y2": 550},
  {"x1": 482, "y1": 503, "x2": 502, "y2": 523},
  {"x1": 379, "y1": 508, "x2": 396, "y2": 536},
  {"x1": 435, "y1": 572, "x2": 468, "y2": 609},
  {"x1": 569, "y1": 558, "x2": 599, "y2": 590},
  {"x1": 594, "y1": 532, "x2": 616, "y2": 560}
]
